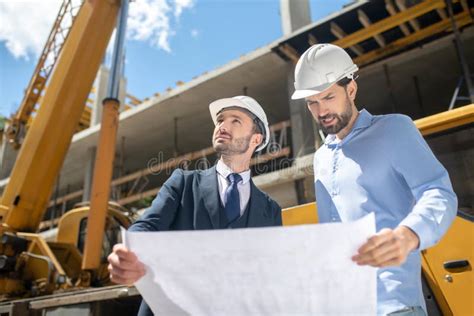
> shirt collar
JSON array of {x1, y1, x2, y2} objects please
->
[
  {"x1": 324, "y1": 109, "x2": 373, "y2": 146},
  {"x1": 216, "y1": 159, "x2": 251, "y2": 184},
  {"x1": 353, "y1": 109, "x2": 373, "y2": 130}
]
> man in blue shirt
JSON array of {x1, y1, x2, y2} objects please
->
[{"x1": 291, "y1": 43, "x2": 457, "y2": 315}]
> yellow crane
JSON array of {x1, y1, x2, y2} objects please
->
[
  {"x1": 0, "y1": 0, "x2": 133, "y2": 298},
  {"x1": 5, "y1": 1, "x2": 87, "y2": 149}
]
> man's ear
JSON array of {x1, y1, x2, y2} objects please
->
[
  {"x1": 347, "y1": 80, "x2": 358, "y2": 101},
  {"x1": 252, "y1": 133, "x2": 263, "y2": 147}
]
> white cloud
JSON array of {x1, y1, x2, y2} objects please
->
[
  {"x1": 191, "y1": 29, "x2": 199, "y2": 39},
  {"x1": 174, "y1": 0, "x2": 194, "y2": 18},
  {"x1": 128, "y1": 0, "x2": 173, "y2": 52},
  {"x1": 127, "y1": 0, "x2": 195, "y2": 52},
  {"x1": 0, "y1": 0, "x2": 62, "y2": 60},
  {"x1": 0, "y1": 0, "x2": 196, "y2": 60}
]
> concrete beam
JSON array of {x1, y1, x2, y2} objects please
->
[
  {"x1": 357, "y1": 9, "x2": 386, "y2": 47},
  {"x1": 385, "y1": 0, "x2": 411, "y2": 36},
  {"x1": 330, "y1": 22, "x2": 364, "y2": 56}
]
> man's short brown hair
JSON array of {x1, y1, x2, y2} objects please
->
[{"x1": 336, "y1": 77, "x2": 352, "y2": 88}]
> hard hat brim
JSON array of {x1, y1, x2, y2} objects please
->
[
  {"x1": 291, "y1": 73, "x2": 349, "y2": 100},
  {"x1": 291, "y1": 89, "x2": 325, "y2": 100}
]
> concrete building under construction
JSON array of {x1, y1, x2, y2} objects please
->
[{"x1": 5, "y1": 0, "x2": 469, "y2": 218}]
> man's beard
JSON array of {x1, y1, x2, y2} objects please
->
[
  {"x1": 213, "y1": 134, "x2": 252, "y2": 155},
  {"x1": 318, "y1": 97, "x2": 353, "y2": 135}
]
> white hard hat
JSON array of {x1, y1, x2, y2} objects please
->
[
  {"x1": 209, "y1": 96, "x2": 270, "y2": 152},
  {"x1": 292, "y1": 43, "x2": 358, "y2": 100}
]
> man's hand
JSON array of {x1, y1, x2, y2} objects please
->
[
  {"x1": 352, "y1": 226, "x2": 420, "y2": 267},
  {"x1": 107, "y1": 243, "x2": 146, "y2": 285}
]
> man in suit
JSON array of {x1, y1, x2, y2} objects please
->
[{"x1": 107, "y1": 96, "x2": 282, "y2": 316}]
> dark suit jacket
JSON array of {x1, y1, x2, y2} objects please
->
[{"x1": 128, "y1": 166, "x2": 282, "y2": 315}]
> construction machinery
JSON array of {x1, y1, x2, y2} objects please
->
[
  {"x1": 0, "y1": 0, "x2": 135, "y2": 302},
  {"x1": 4, "y1": 1, "x2": 93, "y2": 149}
]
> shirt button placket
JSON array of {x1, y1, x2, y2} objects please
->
[
  {"x1": 331, "y1": 148, "x2": 339, "y2": 197},
  {"x1": 330, "y1": 147, "x2": 340, "y2": 222}
]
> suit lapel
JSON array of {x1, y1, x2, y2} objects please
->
[
  {"x1": 247, "y1": 180, "x2": 269, "y2": 227},
  {"x1": 199, "y1": 166, "x2": 220, "y2": 229}
]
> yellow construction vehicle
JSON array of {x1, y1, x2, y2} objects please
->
[
  {"x1": 0, "y1": 0, "x2": 134, "y2": 300},
  {"x1": 282, "y1": 103, "x2": 474, "y2": 316}
]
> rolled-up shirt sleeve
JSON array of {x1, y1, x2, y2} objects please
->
[{"x1": 390, "y1": 115, "x2": 457, "y2": 250}]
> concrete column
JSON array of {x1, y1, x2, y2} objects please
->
[
  {"x1": 280, "y1": 0, "x2": 311, "y2": 35},
  {"x1": 82, "y1": 146, "x2": 96, "y2": 202},
  {"x1": 0, "y1": 128, "x2": 18, "y2": 179},
  {"x1": 287, "y1": 64, "x2": 317, "y2": 204},
  {"x1": 287, "y1": 65, "x2": 316, "y2": 158},
  {"x1": 118, "y1": 76, "x2": 127, "y2": 110},
  {"x1": 91, "y1": 65, "x2": 109, "y2": 126},
  {"x1": 90, "y1": 65, "x2": 127, "y2": 126}
]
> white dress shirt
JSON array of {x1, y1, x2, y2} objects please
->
[{"x1": 216, "y1": 159, "x2": 251, "y2": 216}]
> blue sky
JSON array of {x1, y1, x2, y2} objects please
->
[{"x1": 0, "y1": 0, "x2": 350, "y2": 118}]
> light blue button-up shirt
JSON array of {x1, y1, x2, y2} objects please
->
[{"x1": 313, "y1": 109, "x2": 457, "y2": 315}]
